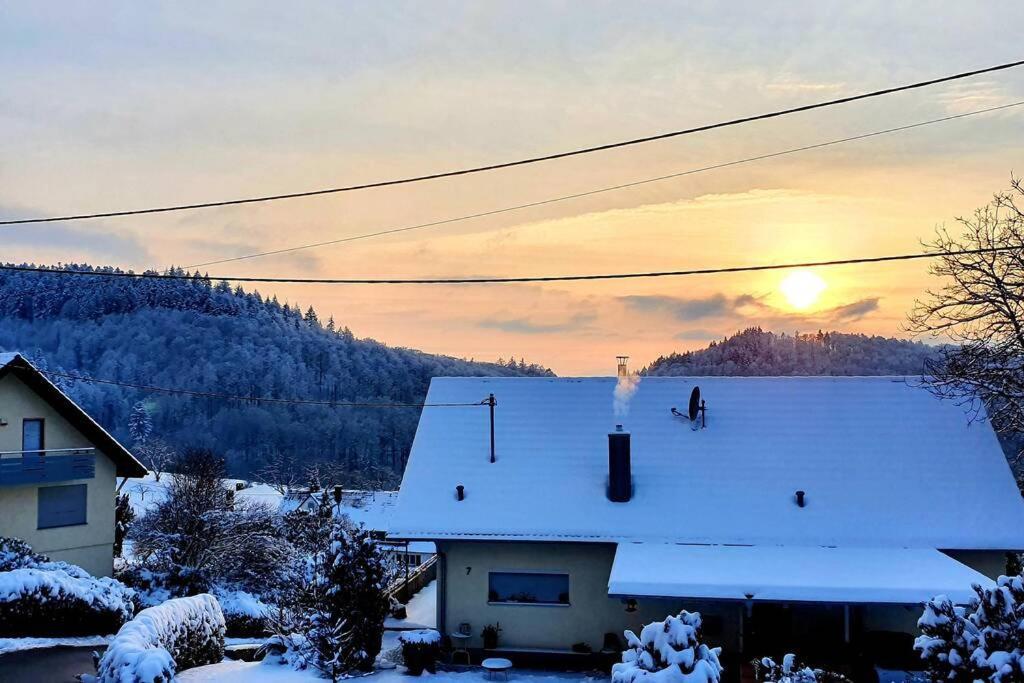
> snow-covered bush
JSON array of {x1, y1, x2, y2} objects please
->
[
  {"x1": 0, "y1": 556, "x2": 135, "y2": 636},
  {"x1": 114, "y1": 492, "x2": 135, "y2": 559},
  {"x1": 91, "y1": 594, "x2": 225, "y2": 683},
  {"x1": 214, "y1": 588, "x2": 272, "y2": 637},
  {"x1": 611, "y1": 611, "x2": 724, "y2": 683},
  {"x1": 753, "y1": 654, "x2": 851, "y2": 683},
  {"x1": 271, "y1": 520, "x2": 393, "y2": 679},
  {"x1": 916, "y1": 575, "x2": 1024, "y2": 682},
  {"x1": 0, "y1": 536, "x2": 47, "y2": 570},
  {"x1": 399, "y1": 629, "x2": 441, "y2": 675},
  {"x1": 119, "y1": 568, "x2": 271, "y2": 638},
  {"x1": 129, "y1": 449, "x2": 294, "y2": 596},
  {"x1": 260, "y1": 633, "x2": 316, "y2": 671}
]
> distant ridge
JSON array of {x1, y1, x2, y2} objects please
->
[
  {"x1": 0, "y1": 263, "x2": 552, "y2": 481},
  {"x1": 644, "y1": 327, "x2": 940, "y2": 377}
]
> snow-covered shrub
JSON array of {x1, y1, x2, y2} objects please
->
[
  {"x1": 119, "y1": 569, "x2": 273, "y2": 637},
  {"x1": 915, "y1": 575, "x2": 1024, "y2": 682},
  {"x1": 91, "y1": 594, "x2": 225, "y2": 683},
  {"x1": 753, "y1": 654, "x2": 851, "y2": 683},
  {"x1": 115, "y1": 567, "x2": 180, "y2": 609},
  {"x1": 0, "y1": 536, "x2": 47, "y2": 570},
  {"x1": 0, "y1": 564, "x2": 135, "y2": 636},
  {"x1": 260, "y1": 633, "x2": 316, "y2": 671},
  {"x1": 115, "y1": 492, "x2": 135, "y2": 559},
  {"x1": 399, "y1": 629, "x2": 441, "y2": 675},
  {"x1": 271, "y1": 520, "x2": 394, "y2": 679},
  {"x1": 611, "y1": 611, "x2": 724, "y2": 683},
  {"x1": 214, "y1": 588, "x2": 272, "y2": 637},
  {"x1": 129, "y1": 449, "x2": 294, "y2": 596}
]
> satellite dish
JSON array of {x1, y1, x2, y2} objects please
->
[{"x1": 688, "y1": 386, "x2": 701, "y2": 421}]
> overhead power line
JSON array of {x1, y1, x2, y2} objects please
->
[
  {"x1": 39, "y1": 369, "x2": 486, "y2": 408},
  {"x1": 2, "y1": 246, "x2": 1014, "y2": 286},
  {"x1": 4, "y1": 58, "x2": 1024, "y2": 227},
  {"x1": 185, "y1": 101, "x2": 1024, "y2": 268}
]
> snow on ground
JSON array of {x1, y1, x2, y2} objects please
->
[
  {"x1": 876, "y1": 670, "x2": 927, "y2": 683},
  {"x1": 179, "y1": 661, "x2": 608, "y2": 683},
  {"x1": 0, "y1": 635, "x2": 111, "y2": 655},
  {"x1": 123, "y1": 474, "x2": 284, "y2": 518},
  {"x1": 178, "y1": 660, "x2": 319, "y2": 682},
  {"x1": 385, "y1": 580, "x2": 437, "y2": 630}
]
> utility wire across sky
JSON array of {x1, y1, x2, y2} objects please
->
[
  {"x1": 2, "y1": 246, "x2": 1016, "y2": 285},
  {"x1": 185, "y1": 101, "x2": 1024, "y2": 268},
  {"x1": 3, "y1": 58, "x2": 1023, "y2": 227},
  {"x1": 37, "y1": 369, "x2": 487, "y2": 408}
]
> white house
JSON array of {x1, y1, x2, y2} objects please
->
[
  {"x1": 0, "y1": 353, "x2": 146, "y2": 576},
  {"x1": 390, "y1": 375, "x2": 1024, "y2": 668}
]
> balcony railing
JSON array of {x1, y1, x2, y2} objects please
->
[{"x1": 0, "y1": 448, "x2": 96, "y2": 486}]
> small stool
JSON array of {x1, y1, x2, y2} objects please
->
[
  {"x1": 450, "y1": 632, "x2": 472, "y2": 665},
  {"x1": 482, "y1": 657, "x2": 513, "y2": 680}
]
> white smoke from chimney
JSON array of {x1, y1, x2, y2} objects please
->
[{"x1": 613, "y1": 372, "x2": 640, "y2": 418}]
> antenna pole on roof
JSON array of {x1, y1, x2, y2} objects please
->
[{"x1": 486, "y1": 393, "x2": 497, "y2": 463}]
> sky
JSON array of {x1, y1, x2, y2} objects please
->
[{"x1": 2, "y1": 2, "x2": 1024, "y2": 375}]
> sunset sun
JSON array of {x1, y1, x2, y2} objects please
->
[{"x1": 780, "y1": 270, "x2": 827, "y2": 309}]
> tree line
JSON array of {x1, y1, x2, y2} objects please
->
[{"x1": 0, "y1": 264, "x2": 552, "y2": 481}]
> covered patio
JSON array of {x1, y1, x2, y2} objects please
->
[{"x1": 608, "y1": 542, "x2": 994, "y2": 673}]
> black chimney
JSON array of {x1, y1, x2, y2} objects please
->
[
  {"x1": 608, "y1": 425, "x2": 631, "y2": 502},
  {"x1": 795, "y1": 490, "x2": 806, "y2": 508}
]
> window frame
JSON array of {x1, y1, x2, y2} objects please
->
[
  {"x1": 487, "y1": 570, "x2": 571, "y2": 607},
  {"x1": 37, "y1": 483, "x2": 88, "y2": 530},
  {"x1": 22, "y1": 417, "x2": 45, "y2": 453}
]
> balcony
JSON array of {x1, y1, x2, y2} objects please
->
[{"x1": 0, "y1": 448, "x2": 96, "y2": 486}]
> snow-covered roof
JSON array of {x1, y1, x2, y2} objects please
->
[
  {"x1": 608, "y1": 543, "x2": 993, "y2": 604},
  {"x1": 390, "y1": 376, "x2": 1024, "y2": 549},
  {"x1": 279, "y1": 489, "x2": 399, "y2": 530}
]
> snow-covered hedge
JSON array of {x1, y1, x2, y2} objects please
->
[
  {"x1": 399, "y1": 629, "x2": 441, "y2": 675},
  {"x1": 612, "y1": 611, "x2": 724, "y2": 683},
  {"x1": 91, "y1": 594, "x2": 225, "y2": 683},
  {"x1": 916, "y1": 576, "x2": 1024, "y2": 682},
  {"x1": 0, "y1": 565, "x2": 135, "y2": 636}
]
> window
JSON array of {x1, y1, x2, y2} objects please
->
[
  {"x1": 23, "y1": 418, "x2": 44, "y2": 453},
  {"x1": 488, "y1": 572, "x2": 570, "y2": 605},
  {"x1": 38, "y1": 484, "x2": 87, "y2": 529}
]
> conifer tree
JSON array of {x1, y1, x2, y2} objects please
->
[
  {"x1": 916, "y1": 575, "x2": 1024, "y2": 681},
  {"x1": 128, "y1": 401, "x2": 152, "y2": 445}
]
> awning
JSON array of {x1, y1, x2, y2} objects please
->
[{"x1": 608, "y1": 543, "x2": 994, "y2": 604}]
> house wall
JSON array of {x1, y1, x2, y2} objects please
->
[
  {"x1": 437, "y1": 540, "x2": 991, "y2": 657},
  {"x1": 0, "y1": 373, "x2": 117, "y2": 577},
  {"x1": 943, "y1": 550, "x2": 1008, "y2": 579},
  {"x1": 437, "y1": 540, "x2": 742, "y2": 652}
]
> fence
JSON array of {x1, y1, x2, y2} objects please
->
[{"x1": 387, "y1": 555, "x2": 438, "y2": 605}]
